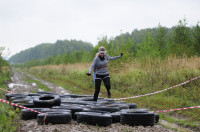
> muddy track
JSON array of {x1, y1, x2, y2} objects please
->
[
  {"x1": 24, "y1": 72, "x2": 71, "y2": 94},
  {"x1": 8, "y1": 71, "x2": 175, "y2": 132}
]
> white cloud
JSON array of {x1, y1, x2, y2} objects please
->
[{"x1": 0, "y1": 0, "x2": 200, "y2": 57}]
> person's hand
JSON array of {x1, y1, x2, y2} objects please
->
[
  {"x1": 120, "y1": 52, "x2": 124, "y2": 57},
  {"x1": 86, "y1": 72, "x2": 91, "y2": 76}
]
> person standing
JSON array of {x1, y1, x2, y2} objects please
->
[{"x1": 87, "y1": 46, "x2": 123, "y2": 101}]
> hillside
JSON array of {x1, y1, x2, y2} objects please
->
[{"x1": 9, "y1": 39, "x2": 93, "y2": 63}]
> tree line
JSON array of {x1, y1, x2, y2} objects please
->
[
  {"x1": 9, "y1": 40, "x2": 93, "y2": 63},
  {"x1": 15, "y1": 19, "x2": 200, "y2": 68}
]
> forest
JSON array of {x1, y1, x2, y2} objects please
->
[
  {"x1": 13, "y1": 19, "x2": 200, "y2": 68},
  {"x1": 9, "y1": 39, "x2": 93, "y2": 63}
]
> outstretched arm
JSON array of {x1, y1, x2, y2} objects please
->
[{"x1": 107, "y1": 53, "x2": 123, "y2": 60}]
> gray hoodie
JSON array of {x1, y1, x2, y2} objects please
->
[{"x1": 89, "y1": 54, "x2": 121, "y2": 75}]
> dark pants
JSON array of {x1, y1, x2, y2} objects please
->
[{"x1": 93, "y1": 74, "x2": 111, "y2": 101}]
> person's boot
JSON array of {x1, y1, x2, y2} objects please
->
[
  {"x1": 108, "y1": 91, "x2": 111, "y2": 98},
  {"x1": 93, "y1": 96, "x2": 98, "y2": 101},
  {"x1": 93, "y1": 98, "x2": 97, "y2": 101}
]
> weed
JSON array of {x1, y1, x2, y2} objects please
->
[{"x1": 0, "y1": 67, "x2": 19, "y2": 131}]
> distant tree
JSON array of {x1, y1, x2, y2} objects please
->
[
  {"x1": 155, "y1": 24, "x2": 168, "y2": 58},
  {"x1": 171, "y1": 18, "x2": 193, "y2": 56},
  {"x1": 193, "y1": 22, "x2": 200, "y2": 55},
  {"x1": 0, "y1": 47, "x2": 10, "y2": 72},
  {"x1": 136, "y1": 32, "x2": 160, "y2": 59}
]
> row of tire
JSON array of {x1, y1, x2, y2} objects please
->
[{"x1": 6, "y1": 91, "x2": 159, "y2": 127}]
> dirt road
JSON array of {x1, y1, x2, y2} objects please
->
[{"x1": 8, "y1": 71, "x2": 174, "y2": 132}]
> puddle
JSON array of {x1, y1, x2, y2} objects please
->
[
  {"x1": 8, "y1": 83, "x2": 28, "y2": 89},
  {"x1": 32, "y1": 83, "x2": 37, "y2": 86},
  {"x1": 38, "y1": 89, "x2": 43, "y2": 92}
]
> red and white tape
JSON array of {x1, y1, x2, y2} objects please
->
[
  {"x1": 0, "y1": 88, "x2": 48, "y2": 122},
  {"x1": 0, "y1": 75, "x2": 200, "y2": 121},
  {"x1": 0, "y1": 98, "x2": 47, "y2": 123},
  {"x1": 0, "y1": 88, "x2": 15, "y2": 94},
  {"x1": 156, "y1": 106, "x2": 200, "y2": 113},
  {"x1": 0, "y1": 98, "x2": 46, "y2": 115},
  {"x1": 114, "y1": 76, "x2": 200, "y2": 100}
]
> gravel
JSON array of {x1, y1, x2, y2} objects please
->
[{"x1": 19, "y1": 120, "x2": 173, "y2": 132}]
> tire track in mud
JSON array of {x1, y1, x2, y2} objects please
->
[
  {"x1": 24, "y1": 72, "x2": 71, "y2": 94},
  {"x1": 7, "y1": 71, "x2": 175, "y2": 132}
]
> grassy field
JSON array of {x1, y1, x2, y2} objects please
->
[
  {"x1": 0, "y1": 66, "x2": 19, "y2": 132},
  {"x1": 24, "y1": 56, "x2": 200, "y2": 130}
]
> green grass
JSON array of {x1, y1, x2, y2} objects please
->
[
  {"x1": 158, "y1": 123, "x2": 180, "y2": 132},
  {"x1": 24, "y1": 75, "x2": 51, "y2": 92},
  {"x1": 0, "y1": 67, "x2": 19, "y2": 132},
  {"x1": 23, "y1": 57, "x2": 200, "y2": 130},
  {"x1": 158, "y1": 122, "x2": 181, "y2": 132},
  {"x1": 160, "y1": 114, "x2": 200, "y2": 131}
]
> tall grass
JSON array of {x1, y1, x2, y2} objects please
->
[
  {"x1": 0, "y1": 66, "x2": 19, "y2": 131},
  {"x1": 26, "y1": 56, "x2": 200, "y2": 123}
]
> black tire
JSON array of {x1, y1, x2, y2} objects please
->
[
  {"x1": 37, "y1": 112, "x2": 71, "y2": 125},
  {"x1": 79, "y1": 97, "x2": 104, "y2": 101},
  {"x1": 85, "y1": 104, "x2": 99, "y2": 109},
  {"x1": 120, "y1": 109, "x2": 148, "y2": 113},
  {"x1": 10, "y1": 96, "x2": 30, "y2": 101},
  {"x1": 21, "y1": 108, "x2": 50, "y2": 120},
  {"x1": 52, "y1": 106, "x2": 83, "y2": 120},
  {"x1": 82, "y1": 109, "x2": 110, "y2": 114},
  {"x1": 79, "y1": 97, "x2": 95, "y2": 101},
  {"x1": 6, "y1": 93, "x2": 26, "y2": 101},
  {"x1": 127, "y1": 103, "x2": 137, "y2": 109},
  {"x1": 13, "y1": 103, "x2": 34, "y2": 110},
  {"x1": 76, "y1": 95, "x2": 94, "y2": 98},
  {"x1": 23, "y1": 103, "x2": 35, "y2": 108},
  {"x1": 66, "y1": 94, "x2": 80, "y2": 98},
  {"x1": 106, "y1": 104, "x2": 129, "y2": 110},
  {"x1": 33, "y1": 94, "x2": 61, "y2": 108},
  {"x1": 59, "y1": 95, "x2": 71, "y2": 98},
  {"x1": 97, "y1": 101, "x2": 115, "y2": 106},
  {"x1": 120, "y1": 112, "x2": 155, "y2": 126},
  {"x1": 61, "y1": 101, "x2": 92, "y2": 106},
  {"x1": 77, "y1": 112, "x2": 112, "y2": 126},
  {"x1": 111, "y1": 112, "x2": 120, "y2": 123},
  {"x1": 41, "y1": 109, "x2": 71, "y2": 113},
  {"x1": 91, "y1": 106, "x2": 120, "y2": 113},
  {"x1": 28, "y1": 93, "x2": 41, "y2": 96},
  {"x1": 13, "y1": 99, "x2": 32, "y2": 103},
  {"x1": 13, "y1": 103, "x2": 35, "y2": 110},
  {"x1": 114, "y1": 101, "x2": 126, "y2": 104},
  {"x1": 37, "y1": 91, "x2": 57, "y2": 95},
  {"x1": 101, "y1": 99, "x2": 115, "y2": 102},
  {"x1": 155, "y1": 113, "x2": 159, "y2": 123}
]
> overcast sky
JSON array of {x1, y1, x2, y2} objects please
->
[{"x1": 0, "y1": 0, "x2": 200, "y2": 57}]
